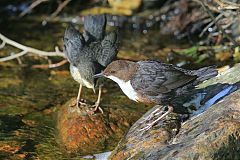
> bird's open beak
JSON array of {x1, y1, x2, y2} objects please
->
[{"x1": 94, "y1": 72, "x2": 104, "y2": 78}]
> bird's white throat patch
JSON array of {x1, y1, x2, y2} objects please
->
[{"x1": 107, "y1": 75, "x2": 138, "y2": 101}]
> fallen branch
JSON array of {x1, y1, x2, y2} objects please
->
[
  {"x1": 213, "y1": 0, "x2": 240, "y2": 10},
  {"x1": 50, "y1": 0, "x2": 71, "y2": 19},
  {"x1": 0, "y1": 51, "x2": 27, "y2": 62},
  {"x1": 19, "y1": 0, "x2": 49, "y2": 17},
  {"x1": 32, "y1": 59, "x2": 68, "y2": 69},
  {"x1": 194, "y1": 0, "x2": 239, "y2": 47},
  {"x1": 0, "y1": 33, "x2": 64, "y2": 62}
]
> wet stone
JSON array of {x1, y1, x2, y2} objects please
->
[
  {"x1": 108, "y1": 105, "x2": 181, "y2": 160},
  {"x1": 109, "y1": 90, "x2": 240, "y2": 160},
  {"x1": 57, "y1": 98, "x2": 144, "y2": 155},
  {"x1": 109, "y1": 62, "x2": 240, "y2": 160}
]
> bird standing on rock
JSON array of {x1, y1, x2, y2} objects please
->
[
  {"x1": 63, "y1": 14, "x2": 119, "y2": 113},
  {"x1": 94, "y1": 60, "x2": 218, "y2": 128}
]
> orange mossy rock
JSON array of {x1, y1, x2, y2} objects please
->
[{"x1": 57, "y1": 98, "x2": 142, "y2": 155}]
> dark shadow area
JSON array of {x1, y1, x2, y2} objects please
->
[{"x1": 213, "y1": 131, "x2": 240, "y2": 160}]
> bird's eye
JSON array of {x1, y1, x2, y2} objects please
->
[{"x1": 110, "y1": 70, "x2": 116, "y2": 74}]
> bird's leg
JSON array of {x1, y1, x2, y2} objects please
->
[
  {"x1": 92, "y1": 85, "x2": 103, "y2": 114},
  {"x1": 76, "y1": 84, "x2": 87, "y2": 107},
  {"x1": 140, "y1": 107, "x2": 163, "y2": 123},
  {"x1": 139, "y1": 106, "x2": 173, "y2": 132}
]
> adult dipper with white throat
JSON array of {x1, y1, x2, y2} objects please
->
[
  {"x1": 94, "y1": 60, "x2": 218, "y2": 126},
  {"x1": 64, "y1": 14, "x2": 119, "y2": 113}
]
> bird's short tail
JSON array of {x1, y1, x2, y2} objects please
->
[{"x1": 194, "y1": 66, "x2": 218, "y2": 82}]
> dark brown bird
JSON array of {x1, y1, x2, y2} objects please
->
[{"x1": 94, "y1": 60, "x2": 218, "y2": 127}]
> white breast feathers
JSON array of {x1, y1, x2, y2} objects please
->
[{"x1": 107, "y1": 75, "x2": 138, "y2": 101}]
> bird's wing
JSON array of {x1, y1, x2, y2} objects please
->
[
  {"x1": 84, "y1": 14, "x2": 106, "y2": 41},
  {"x1": 63, "y1": 24, "x2": 85, "y2": 66},
  {"x1": 132, "y1": 61, "x2": 197, "y2": 96},
  {"x1": 97, "y1": 32, "x2": 119, "y2": 67}
]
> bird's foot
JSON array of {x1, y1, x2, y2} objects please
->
[
  {"x1": 90, "y1": 103, "x2": 104, "y2": 114},
  {"x1": 138, "y1": 106, "x2": 173, "y2": 132},
  {"x1": 77, "y1": 99, "x2": 88, "y2": 107},
  {"x1": 140, "y1": 107, "x2": 164, "y2": 124},
  {"x1": 69, "y1": 99, "x2": 88, "y2": 113},
  {"x1": 85, "y1": 101, "x2": 103, "y2": 115},
  {"x1": 70, "y1": 104, "x2": 82, "y2": 113},
  {"x1": 138, "y1": 113, "x2": 166, "y2": 132}
]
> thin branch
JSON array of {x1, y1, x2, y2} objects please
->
[
  {"x1": 214, "y1": 0, "x2": 240, "y2": 10},
  {"x1": 0, "y1": 51, "x2": 27, "y2": 62},
  {"x1": 0, "y1": 41, "x2": 6, "y2": 48},
  {"x1": 49, "y1": 59, "x2": 68, "y2": 68},
  {"x1": 19, "y1": 0, "x2": 49, "y2": 17},
  {"x1": 199, "y1": 13, "x2": 224, "y2": 37},
  {"x1": 0, "y1": 33, "x2": 64, "y2": 62},
  {"x1": 32, "y1": 59, "x2": 68, "y2": 69},
  {"x1": 194, "y1": 0, "x2": 239, "y2": 47},
  {"x1": 50, "y1": 0, "x2": 71, "y2": 18}
]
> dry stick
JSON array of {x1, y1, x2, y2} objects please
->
[
  {"x1": 48, "y1": 59, "x2": 68, "y2": 68},
  {"x1": 199, "y1": 13, "x2": 224, "y2": 37},
  {"x1": 0, "y1": 51, "x2": 27, "y2": 62},
  {"x1": 0, "y1": 33, "x2": 64, "y2": 62},
  {"x1": 0, "y1": 41, "x2": 6, "y2": 48},
  {"x1": 196, "y1": 0, "x2": 239, "y2": 47},
  {"x1": 32, "y1": 59, "x2": 68, "y2": 69},
  {"x1": 214, "y1": 0, "x2": 240, "y2": 9},
  {"x1": 222, "y1": 0, "x2": 240, "y2": 7},
  {"x1": 19, "y1": 0, "x2": 49, "y2": 17},
  {"x1": 50, "y1": 0, "x2": 71, "y2": 18}
]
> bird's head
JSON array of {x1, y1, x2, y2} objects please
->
[{"x1": 94, "y1": 60, "x2": 138, "y2": 82}]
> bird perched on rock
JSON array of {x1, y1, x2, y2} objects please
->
[
  {"x1": 94, "y1": 60, "x2": 218, "y2": 127},
  {"x1": 63, "y1": 14, "x2": 119, "y2": 113}
]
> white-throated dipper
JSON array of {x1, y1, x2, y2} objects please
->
[
  {"x1": 94, "y1": 60, "x2": 218, "y2": 126},
  {"x1": 63, "y1": 14, "x2": 119, "y2": 112}
]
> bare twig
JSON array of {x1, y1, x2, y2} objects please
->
[
  {"x1": 50, "y1": 0, "x2": 71, "y2": 18},
  {"x1": 0, "y1": 41, "x2": 6, "y2": 48},
  {"x1": 194, "y1": 0, "x2": 239, "y2": 47},
  {"x1": 32, "y1": 59, "x2": 68, "y2": 69},
  {"x1": 214, "y1": 0, "x2": 240, "y2": 10},
  {"x1": 19, "y1": 0, "x2": 49, "y2": 17},
  {"x1": 199, "y1": 13, "x2": 224, "y2": 37},
  {"x1": 0, "y1": 33, "x2": 64, "y2": 62},
  {"x1": 0, "y1": 51, "x2": 27, "y2": 62},
  {"x1": 49, "y1": 59, "x2": 68, "y2": 68}
]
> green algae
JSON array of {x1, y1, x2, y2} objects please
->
[{"x1": 0, "y1": 105, "x2": 29, "y2": 116}]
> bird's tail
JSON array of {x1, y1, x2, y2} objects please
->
[
  {"x1": 194, "y1": 66, "x2": 218, "y2": 82},
  {"x1": 84, "y1": 14, "x2": 106, "y2": 41}
]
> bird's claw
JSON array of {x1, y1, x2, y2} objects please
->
[
  {"x1": 76, "y1": 99, "x2": 87, "y2": 107},
  {"x1": 140, "y1": 108, "x2": 163, "y2": 124},
  {"x1": 138, "y1": 106, "x2": 173, "y2": 133},
  {"x1": 69, "y1": 99, "x2": 88, "y2": 113},
  {"x1": 139, "y1": 124, "x2": 153, "y2": 132},
  {"x1": 91, "y1": 103, "x2": 104, "y2": 114}
]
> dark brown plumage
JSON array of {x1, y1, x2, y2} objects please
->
[
  {"x1": 101, "y1": 60, "x2": 217, "y2": 106},
  {"x1": 95, "y1": 60, "x2": 217, "y2": 129}
]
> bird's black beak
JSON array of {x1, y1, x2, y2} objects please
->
[{"x1": 94, "y1": 72, "x2": 104, "y2": 78}]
